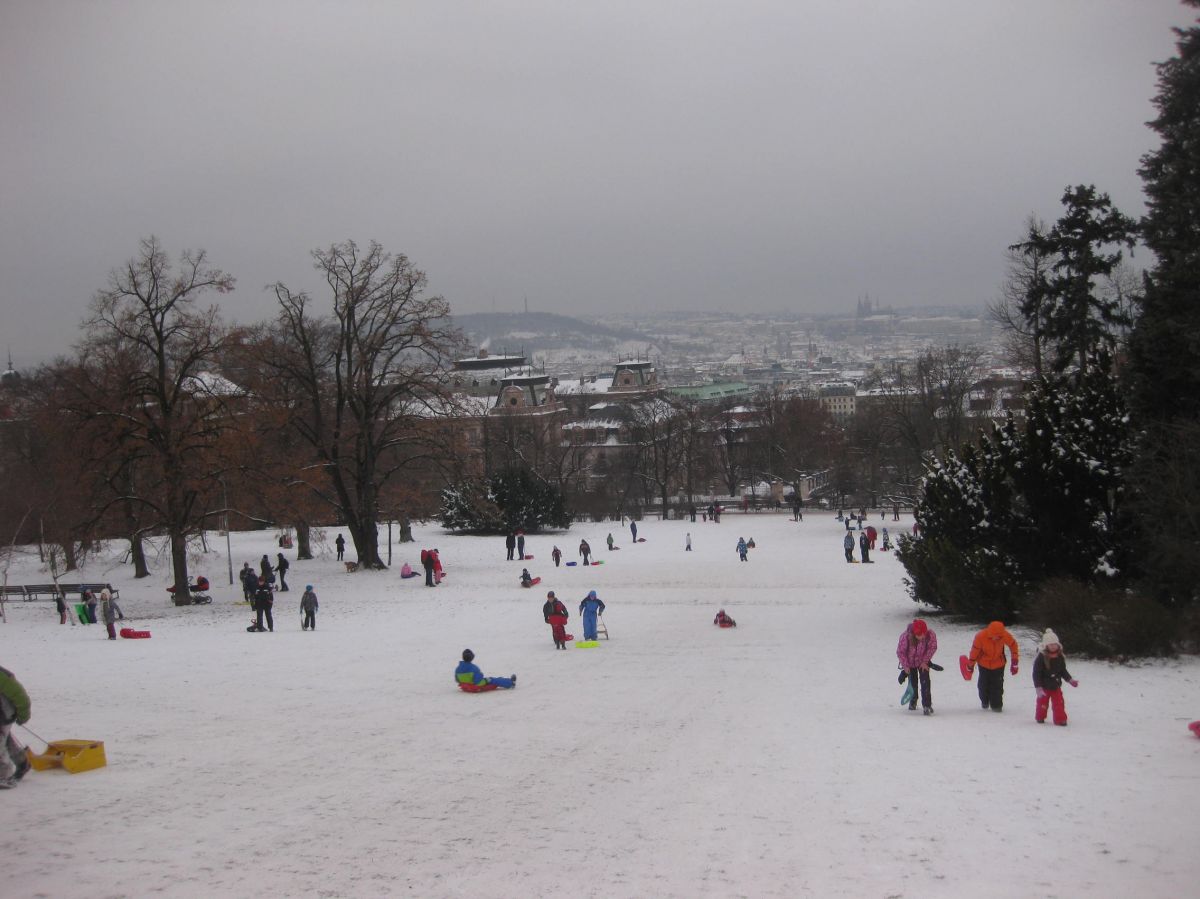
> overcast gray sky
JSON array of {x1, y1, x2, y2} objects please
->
[{"x1": 1, "y1": 0, "x2": 1187, "y2": 365}]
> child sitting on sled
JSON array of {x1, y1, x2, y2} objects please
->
[
  {"x1": 520, "y1": 567, "x2": 534, "y2": 587},
  {"x1": 455, "y1": 649, "x2": 516, "y2": 690},
  {"x1": 714, "y1": 609, "x2": 737, "y2": 627}
]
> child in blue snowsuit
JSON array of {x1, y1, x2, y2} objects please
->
[
  {"x1": 579, "y1": 590, "x2": 606, "y2": 640},
  {"x1": 454, "y1": 649, "x2": 516, "y2": 689}
]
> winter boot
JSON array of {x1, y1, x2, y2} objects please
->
[
  {"x1": 511, "y1": 674, "x2": 517, "y2": 686},
  {"x1": 923, "y1": 707, "x2": 934, "y2": 716}
]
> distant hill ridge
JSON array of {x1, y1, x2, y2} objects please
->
[{"x1": 450, "y1": 311, "x2": 652, "y2": 347}]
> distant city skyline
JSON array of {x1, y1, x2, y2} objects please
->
[{"x1": 1, "y1": 0, "x2": 1185, "y2": 366}]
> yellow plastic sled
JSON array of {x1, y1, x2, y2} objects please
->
[
  {"x1": 574, "y1": 640, "x2": 600, "y2": 648},
  {"x1": 26, "y1": 739, "x2": 107, "y2": 774}
]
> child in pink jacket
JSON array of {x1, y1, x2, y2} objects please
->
[{"x1": 896, "y1": 619, "x2": 938, "y2": 715}]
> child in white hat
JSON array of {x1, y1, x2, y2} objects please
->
[{"x1": 1032, "y1": 629, "x2": 1079, "y2": 726}]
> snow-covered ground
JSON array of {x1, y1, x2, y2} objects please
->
[{"x1": 2, "y1": 513, "x2": 1199, "y2": 899}]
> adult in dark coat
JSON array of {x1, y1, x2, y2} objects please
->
[
  {"x1": 335, "y1": 533, "x2": 346, "y2": 561},
  {"x1": 421, "y1": 549, "x2": 436, "y2": 587},
  {"x1": 859, "y1": 532, "x2": 872, "y2": 563},
  {"x1": 240, "y1": 563, "x2": 257, "y2": 600},
  {"x1": 543, "y1": 590, "x2": 569, "y2": 650},
  {"x1": 505, "y1": 532, "x2": 516, "y2": 561},
  {"x1": 276, "y1": 552, "x2": 290, "y2": 592},
  {"x1": 252, "y1": 577, "x2": 274, "y2": 632}
]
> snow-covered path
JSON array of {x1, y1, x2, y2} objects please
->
[{"x1": 2, "y1": 514, "x2": 1198, "y2": 898}]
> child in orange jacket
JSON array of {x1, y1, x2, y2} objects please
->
[{"x1": 965, "y1": 620, "x2": 1020, "y2": 712}]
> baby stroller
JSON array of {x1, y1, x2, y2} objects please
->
[{"x1": 167, "y1": 576, "x2": 213, "y2": 606}]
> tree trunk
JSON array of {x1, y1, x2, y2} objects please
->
[
  {"x1": 130, "y1": 532, "x2": 149, "y2": 579},
  {"x1": 62, "y1": 541, "x2": 78, "y2": 572},
  {"x1": 296, "y1": 520, "x2": 313, "y2": 560},
  {"x1": 170, "y1": 529, "x2": 190, "y2": 601}
]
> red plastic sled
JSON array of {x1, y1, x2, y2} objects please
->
[
  {"x1": 521, "y1": 577, "x2": 542, "y2": 588},
  {"x1": 718, "y1": 621, "x2": 735, "y2": 629},
  {"x1": 120, "y1": 628, "x2": 151, "y2": 639},
  {"x1": 959, "y1": 654, "x2": 973, "y2": 681},
  {"x1": 547, "y1": 613, "x2": 568, "y2": 626},
  {"x1": 459, "y1": 683, "x2": 499, "y2": 693},
  {"x1": 524, "y1": 554, "x2": 534, "y2": 560},
  {"x1": 1189, "y1": 721, "x2": 1200, "y2": 738}
]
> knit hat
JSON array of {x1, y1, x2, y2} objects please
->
[
  {"x1": 911, "y1": 619, "x2": 928, "y2": 637},
  {"x1": 462, "y1": 649, "x2": 474, "y2": 662},
  {"x1": 305, "y1": 585, "x2": 313, "y2": 592},
  {"x1": 1040, "y1": 629, "x2": 1062, "y2": 651}
]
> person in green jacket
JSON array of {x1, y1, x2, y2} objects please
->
[{"x1": 0, "y1": 664, "x2": 32, "y2": 788}]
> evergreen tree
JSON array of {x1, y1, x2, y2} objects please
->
[
  {"x1": 1126, "y1": 1, "x2": 1200, "y2": 606},
  {"x1": 440, "y1": 468, "x2": 570, "y2": 533},
  {"x1": 1131, "y1": 0, "x2": 1200, "y2": 421},
  {"x1": 1011, "y1": 186, "x2": 1138, "y2": 375},
  {"x1": 1016, "y1": 354, "x2": 1134, "y2": 583}
]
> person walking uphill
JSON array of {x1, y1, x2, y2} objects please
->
[
  {"x1": 1032, "y1": 629, "x2": 1078, "y2": 726},
  {"x1": 966, "y1": 621, "x2": 1020, "y2": 711},
  {"x1": 579, "y1": 590, "x2": 606, "y2": 641},
  {"x1": 737, "y1": 537, "x2": 748, "y2": 561},
  {"x1": 552, "y1": 545, "x2": 562, "y2": 567},
  {"x1": 0, "y1": 664, "x2": 32, "y2": 788},
  {"x1": 579, "y1": 539, "x2": 592, "y2": 566},
  {"x1": 300, "y1": 585, "x2": 318, "y2": 631},
  {"x1": 897, "y1": 619, "x2": 938, "y2": 715},
  {"x1": 455, "y1": 649, "x2": 516, "y2": 690},
  {"x1": 543, "y1": 590, "x2": 569, "y2": 649},
  {"x1": 276, "y1": 552, "x2": 290, "y2": 592}
]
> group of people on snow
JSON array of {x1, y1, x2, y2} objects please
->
[{"x1": 897, "y1": 618, "x2": 1078, "y2": 723}]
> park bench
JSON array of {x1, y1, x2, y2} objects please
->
[
  {"x1": 0, "y1": 585, "x2": 27, "y2": 601},
  {"x1": 24, "y1": 584, "x2": 64, "y2": 600},
  {"x1": 58, "y1": 583, "x2": 120, "y2": 600},
  {"x1": 20, "y1": 583, "x2": 120, "y2": 601}
]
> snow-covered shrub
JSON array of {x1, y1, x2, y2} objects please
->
[{"x1": 440, "y1": 468, "x2": 571, "y2": 533}]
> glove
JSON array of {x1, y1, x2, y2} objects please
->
[
  {"x1": 1070, "y1": 680, "x2": 1079, "y2": 688},
  {"x1": 898, "y1": 670, "x2": 908, "y2": 684},
  {"x1": 1036, "y1": 687, "x2": 1046, "y2": 699},
  {"x1": 1010, "y1": 663, "x2": 1018, "y2": 675}
]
